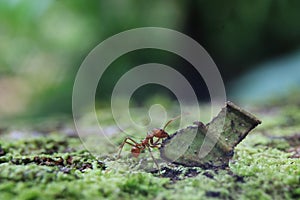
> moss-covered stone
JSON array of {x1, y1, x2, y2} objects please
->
[{"x1": 0, "y1": 100, "x2": 300, "y2": 199}]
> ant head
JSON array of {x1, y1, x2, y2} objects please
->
[
  {"x1": 131, "y1": 146, "x2": 141, "y2": 158},
  {"x1": 152, "y1": 128, "x2": 169, "y2": 138}
]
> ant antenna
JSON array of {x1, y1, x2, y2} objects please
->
[
  {"x1": 162, "y1": 115, "x2": 181, "y2": 130},
  {"x1": 162, "y1": 112, "x2": 190, "y2": 130}
]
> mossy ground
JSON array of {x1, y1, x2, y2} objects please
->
[{"x1": 0, "y1": 100, "x2": 299, "y2": 200}]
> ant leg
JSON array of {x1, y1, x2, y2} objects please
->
[
  {"x1": 117, "y1": 137, "x2": 138, "y2": 158},
  {"x1": 149, "y1": 137, "x2": 155, "y2": 146},
  {"x1": 149, "y1": 144, "x2": 160, "y2": 148},
  {"x1": 149, "y1": 138, "x2": 163, "y2": 149},
  {"x1": 152, "y1": 138, "x2": 161, "y2": 146},
  {"x1": 146, "y1": 146, "x2": 161, "y2": 174},
  {"x1": 148, "y1": 138, "x2": 163, "y2": 148},
  {"x1": 149, "y1": 137, "x2": 160, "y2": 146}
]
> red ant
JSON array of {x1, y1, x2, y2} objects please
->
[{"x1": 117, "y1": 115, "x2": 181, "y2": 172}]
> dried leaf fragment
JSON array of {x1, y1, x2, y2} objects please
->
[{"x1": 160, "y1": 101, "x2": 261, "y2": 168}]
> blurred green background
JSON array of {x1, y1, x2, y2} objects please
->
[{"x1": 0, "y1": 0, "x2": 300, "y2": 119}]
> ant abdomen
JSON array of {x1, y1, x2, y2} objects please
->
[{"x1": 131, "y1": 147, "x2": 141, "y2": 158}]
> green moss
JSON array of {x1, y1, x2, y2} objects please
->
[{"x1": 0, "y1": 101, "x2": 300, "y2": 199}]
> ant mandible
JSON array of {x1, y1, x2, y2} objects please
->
[{"x1": 117, "y1": 115, "x2": 181, "y2": 171}]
